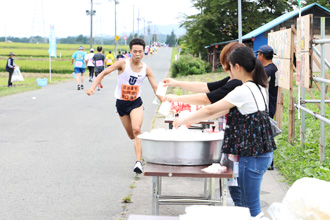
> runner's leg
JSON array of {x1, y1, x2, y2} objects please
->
[
  {"x1": 119, "y1": 115, "x2": 134, "y2": 139},
  {"x1": 129, "y1": 106, "x2": 143, "y2": 161},
  {"x1": 76, "y1": 73, "x2": 80, "y2": 85},
  {"x1": 81, "y1": 70, "x2": 84, "y2": 85}
]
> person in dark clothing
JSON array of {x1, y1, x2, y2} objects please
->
[
  {"x1": 6, "y1": 52, "x2": 16, "y2": 87},
  {"x1": 116, "y1": 51, "x2": 125, "y2": 60},
  {"x1": 93, "y1": 46, "x2": 105, "y2": 91},
  {"x1": 256, "y1": 45, "x2": 278, "y2": 118},
  {"x1": 256, "y1": 45, "x2": 278, "y2": 170}
]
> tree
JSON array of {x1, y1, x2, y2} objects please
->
[
  {"x1": 180, "y1": 0, "x2": 298, "y2": 59},
  {"x1": 165, "y1": 30, "x2": 177, "y2": 47},
  {"x1": 304, "y1": 0, "x2": 330, "y2": 7}
]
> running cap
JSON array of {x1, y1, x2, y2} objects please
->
[
  {"x1": 79, "y1": 46, "x2": 84, "y2": 50},
  {"x1": 9, "y1": 52, "x2": 15, "y2": 56},
  {"x1": 90, "y1": 48, "x2": 94, "y2": 52}
]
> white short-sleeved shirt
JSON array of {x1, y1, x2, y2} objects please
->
[
  {"x1": 85, "y1": 53, "x2": 95, "y2": 67},
  {"x1": 224, "y1": 81, "x2": 268, "y2": 115}
]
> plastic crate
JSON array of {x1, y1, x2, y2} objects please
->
[{"x1": 36, "y1": 78, "x2": 48, "y2": 87}]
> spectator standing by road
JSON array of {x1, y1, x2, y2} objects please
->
[
  {"x1": 6, "y1": 52, "x2": 16, "y2": 87},
  {"x1": 72, "y1": 46, "x2": 87, "y2": 90},
  {"x1": 85, "y1": 48, "x2": 95, "y2": 82},
  {"x1": 256, "y1": 45, "x2": 278, "y2": 170},
  {"x1": 256, "y1": 45, "x2": 278, "y2": 118},
  {"x1": 93, "y1": 46, "x2": 105, "y2": 91}
]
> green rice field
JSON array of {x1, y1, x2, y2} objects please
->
[{"x1": 0, "y1": 42, "x2": 127, "y2": 74}]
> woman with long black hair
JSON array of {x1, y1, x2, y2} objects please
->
[{"x1": 173, "y1": 46, "x2": 276, "y2": 218}]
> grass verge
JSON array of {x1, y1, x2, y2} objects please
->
[{"x1": 0, "y1": 72, "x2": 73, "y2": 97}]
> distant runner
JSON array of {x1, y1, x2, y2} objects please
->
[
  {"x1": 106, "y1": 51, "x2": 114, "y2": 67},
  {"x1": 72, "y1": 46, "x2": 87, "y2": 90},
  {"x1": 85, "y1": 48, "x2": 95, "y2": 82},
  {"x1": 93, "y1": 46, "x2": 106, "y2": 91}
]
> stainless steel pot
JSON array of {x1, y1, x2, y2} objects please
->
[{"x1": 139, "y1": 137, "x2": 222, "y2": 165}]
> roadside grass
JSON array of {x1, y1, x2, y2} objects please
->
[
  {"x1": 0, "y1": 72, "x2": 73, "y2": 97},
  {"x1": 167, "y1": 70, "x2": 330, "y2": 185}
]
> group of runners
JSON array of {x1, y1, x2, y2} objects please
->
[
  {"x1": 144, "y1": 44, "x2": 158, "y2": 58},
  {"x1": 72, "y1": 47, "x2": 133, "y2": 91}
]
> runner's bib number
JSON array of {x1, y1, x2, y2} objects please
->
[
  {"x1": 121, "y1": 84, "x2": 139, "y2": 101},
  {"x1": 96, "y1": 60, "x2": 104, "y2": 67},
  {"x1": 75, "y1": 61, "x2": 83, "y2": 67}
]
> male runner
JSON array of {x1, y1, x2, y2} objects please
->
[
  {"x1": 86, "y1": 38, "x2": 162, "y2": 174},
  {"x1": 93, "y1": 46, "x2": 106, "y2": 91},
  {"x1": 72, "y1": 46, "x2": 87, "y2": 90}
]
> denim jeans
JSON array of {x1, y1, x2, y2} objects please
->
[{"x1": 229, "y1": 152, "x2": 273, "y2": 217}]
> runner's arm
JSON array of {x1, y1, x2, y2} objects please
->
[
  {"x1": 146, "y1": 66, "x2": 163, "y2": 101},
  {"x1": 86, "y1": 60, "x2": 125, "y2": 95},
  {"x1": 162, "y1": 78, "x2": 210, "y2": 93}
]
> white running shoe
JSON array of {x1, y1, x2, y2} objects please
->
[{"x1": 133, "y1": 161, "x2": 143, "y2": 174}]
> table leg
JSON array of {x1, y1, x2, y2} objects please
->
[
  {"x1": 152, "y1": 176, "x2": 160, "y2": 215},
  {"x1": 158, "y1": 177, "x2": 162, "y2": 196},
  {"x1": 210, "y1": 178, "x2": 215, "y2": 202},
  {"x1": 203, "y1": 178, "x2": 208, "y2": 198},
  {"x1": 222, "y1": 178, "x2": 228, "y2": 206},
  {"x1": 169, "y1": 123, "x2": 173, "y2": 129}
]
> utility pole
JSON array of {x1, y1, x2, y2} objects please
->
[
  {"x1": 238, "y1": 0, "x2": 242, "y2": 43},
  {"x1": 109, "y1": 0, "x2": 119, "y2": 57},
  {"x1": 137, "y1": 9, "x2": 141, "y2": 38},
  {"x1": 143, "y1": 18, "x2": 146, "y2": 42},
  {"x1": 114, "y1": 0, "x2": 118, "y2": 57},
  {"x1": 153, "y1": 25, "x2": 155, "y2": 44},
  {"x1": 86, "y1": 0, "x2": 96, "y2": 49},
  {"x1": 147, "y1": 21, "x2": 152, "y2": 46},
  {"x1": 133, "y1": 5, "x2": 135, "y2": 37}
]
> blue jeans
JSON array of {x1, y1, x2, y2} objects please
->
[{"x1": 229, "y1": 152, "x2": 273, "y2": 217}]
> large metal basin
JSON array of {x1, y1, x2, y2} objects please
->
[{"x1": 139, "y1": 131, "x2": 222, "y2": 165}]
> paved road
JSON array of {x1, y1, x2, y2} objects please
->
[{"x1": 0, "y1": 47, "x2": 172, "y2": 220}]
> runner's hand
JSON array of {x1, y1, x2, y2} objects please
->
[
  {"x1": 86, "y1": 89, "x2": 95, "y2": 96},
  {"x1": 162, "y1": 78, "x2": 177, "y2": 87}
]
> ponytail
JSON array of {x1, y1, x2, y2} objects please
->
[
  {"x1": 253, "y1": 58, "x2": 268, "y2": 87},
  {"x1": 229, "y1": 47, "x2": 268, "y2": 87}
]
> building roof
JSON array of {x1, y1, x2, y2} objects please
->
[{"x1": 208, "y1": 3, "x2": 330, "y2": 47}]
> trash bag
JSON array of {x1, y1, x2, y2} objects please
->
[
  {"x1": 11, "y1": 66, "x2": 24, "y2": 82},
  {"x1": 268, "y1": 177, "x2": 330, "y2": 220}
]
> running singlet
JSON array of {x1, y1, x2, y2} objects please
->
[
  {"x1": 115, "y1": 59, "x2": 146, "y2": 101},
  {"x1": 72, "y1": 51, "x2": 87, "y2": 68}
]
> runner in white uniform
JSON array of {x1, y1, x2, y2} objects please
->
[{"x1": 86, "y1": 38, "x2": 162, "y2": 174}]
